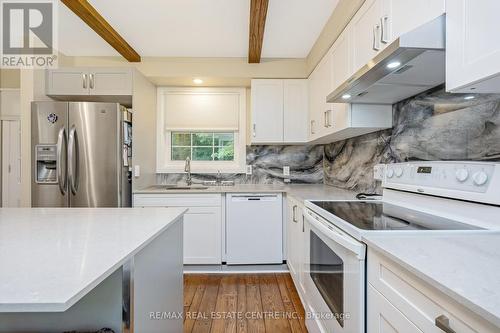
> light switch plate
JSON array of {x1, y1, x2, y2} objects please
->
[
  {"x1": 246, "y1": 165, "x2": 252, "y2": 175},
  {"x1": 373, "y1": 164, "x2": 386, "y2": 181},
  {"x1": 134, "y1": 165, "x2": 140, "y2": 178},
  {"x1": 283, "y1": 166, "x2": 290, "y2": 176}
]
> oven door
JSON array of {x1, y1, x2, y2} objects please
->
[{"x1": 303, "y1": 209, "x2": 366, "y2": 333}]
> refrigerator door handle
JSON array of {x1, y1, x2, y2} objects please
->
[
  {"x1": 56, "y1": 127, "x2": 67, "y2": 195},
  {"x1": 68, "y1": 125, "x2": 80, "y2": 195}
]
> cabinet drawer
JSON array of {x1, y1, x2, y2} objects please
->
[
  {"x1": 367, "y1": 284, "x2": 423, "y2": 333},
  {"x1": 368, "y1": 249, "x2": 498, "y2": 333},
  {"x1": 133, "y1": 194, "x2": 222, "y2": 207}
]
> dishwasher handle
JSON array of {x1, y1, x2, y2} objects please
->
[{"x1": 230, "y1": 194, "x2": 279, "y2": 202}]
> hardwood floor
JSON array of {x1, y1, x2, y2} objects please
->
[{"x1": 184, "y1": 273, "x2": 307, "y2": 333}]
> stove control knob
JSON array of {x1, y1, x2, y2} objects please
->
[
  {"x1": 455, "y1": 168, "x2": 469, "y2": 182},
  {"x1": 395, "y1": 167, "x2": 404, "y2": 178},
  {"x1": 472, "y1": 171, "x2": 488, "y2": 186},
  {"x1": 386, "y1": 168, "x2": 394, "y2": 178}
]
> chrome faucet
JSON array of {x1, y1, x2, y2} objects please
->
[{"x1": 185, "y1": 157, "x2": 192, "y2": 186}]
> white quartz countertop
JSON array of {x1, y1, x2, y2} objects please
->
[
  {"x1": 0, "y1": 208, "x2": 185, "y2": 312},
  {"x1": 363, "y1": 232, "x2": 500, "y2": 328},
  {"x1": 135, "y1": 184, "x2": 360, "y2": 202}
]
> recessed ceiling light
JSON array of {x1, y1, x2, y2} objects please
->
[
  {"x1": 342, "y1": 94, "x2": 351, "y2": 100},
  {"x1": 387, "y1": 61, "x2": 401, "y2": 69},
  {"x1": 193, "y1": 78, "x2": 203, "y2": 84},
  {"x1": 464, "y1": 95, "x2": 475, "y2": 100}
]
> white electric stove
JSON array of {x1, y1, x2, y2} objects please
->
[{"x1": 303, "y1": 161, "x2": 500, "y2": 333}]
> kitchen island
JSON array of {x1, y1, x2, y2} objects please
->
[{"x1": 0, "y1": 208, "x2": 185, "y2": 333}]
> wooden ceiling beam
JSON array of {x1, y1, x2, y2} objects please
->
[
  {"x1": 61, "y1": 0, "x2": 141, "y2": 62},
  {"x1": 248, "y1": 0, "x2": 269, "y2": 63}
]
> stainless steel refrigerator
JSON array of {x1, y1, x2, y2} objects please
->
[{"x1": 31, "y1": 102, "x2": 132, "y2": 207}]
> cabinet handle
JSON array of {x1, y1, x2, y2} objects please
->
[
  {"x1": 302, "y1": 216, "x2": 305, "y2": 232},
  {"x1": 252, "y1": 124, "x2": 256, "y2": 137},
  {"x1": 82, "y1": 74, "x2": 87, "y2": 89},
  {"x1": 324, "y1": 111, "x2": 328, "y2": 128},
  {"x1": 89, "y1": 73, "x2": 95, "y2": 89},
  {"x1": 327, "y1": 110, "x2": 333, "y2": 128},
  {"x1": 380, "y1": 15, "x2": 389, "y2": 43},
  {"x1": 292, "y1": 205, "x2": 298, "y2": 223},
  {"x1": 373, "y1": 24, "x2": 381, "y2": 51},
  {"x1": 435, "y1": 315, "x2": 456, "y2": 333},
  {"x1": 310, "y1": 120, "x2": 315, "y2": 135}
]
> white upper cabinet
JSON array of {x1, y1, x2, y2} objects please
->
[
  {"x1": 251, "y1": 79, "x2": 284, "y2": 143},
  {"x1": 46, "y1": 69, "x2": 89, "y2": 96},
  {"x1": 46, "y1": 68, "x2": 133, "y2": 96},
  {"x1": 88, "y1": 68, "x2": 133, "y2": 96},
  {"x1": 381, "y1": 0, "x2": 445, "y2": 45},
  {"x1": 308, "y1": 47, "x2": 333, "y2": 141},
  {"x1": 251, "y1": 79, "x2": 308, "y2": 144},
  {"x1": 351, "y1": 0, "x2": 384, "y2": 73},
  {"x1": 283, "y1": 80, "x2": 309, "y2": 143},
  {"x1": 446, "y1": 0, "x2": 500, "y2": 93},
  {"x1": 330, "y1": 27, "x2": 352, "y2": 93}
]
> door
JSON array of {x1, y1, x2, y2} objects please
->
[
  {"x1": 308, "y1": 48, "x2": 333, "y2": 141},
  {"x1": 184, "y1": 206, "x2": 222, "y2": 264},
  {"x1": 68, "y1": 102, "x2": 120, "y2": 207},
  {"x1": 2, "y1": 120, "x2": 21, "y2": 207},
  {"x1": 303, "y1": 210, "x2": 365, "y2": 333},
  {"x1": 446, "y1": 0, "x2": 500, "y2": 92},
  {"x1": 226, "y1": 194, "x2": 283, "y2": 264},
  {"x1": 251, "y1": 79, "x2": 284, "y2": 143},
  {"x1": 351, "y1": 0, "x2": 384, "y2": 73},
  {"x1": 283, "y1": 80, "x2": 308, "y2": 143},
  {"x1": 89, "y1": 68, "x2": 133, "y2": 96},
  {"x1": 46, "y1": 69, "x2": 90, "y2": 96},
  {"x1": 381, "y1": 0, "x2": 445, "y2": 45},
  {"x1": 367, "y1": 285, "x2": 423, "y2": 333},
  {"x1": 31, "y1": 102, "x2": 69, "y2": 207}
]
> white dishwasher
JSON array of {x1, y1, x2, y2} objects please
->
[{"x1": 226, "y1": 193, "x2": 283, "y2": 264}]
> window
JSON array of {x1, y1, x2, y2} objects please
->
[
  {"x1": 156, "y1": 87, "x2": 246, "y2": 173},
  {"x1": 171, "y1": 132, "x2": 234, "y2": 161}
]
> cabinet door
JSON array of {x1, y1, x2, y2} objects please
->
[
  {"x1": 89, "y1": 68, "x2": 133, "y2": 96},
  {"x1": 331, "y1": 27, "x2": 352, "y2": 92},
  {"x1": 283, "y1": 80, "x2": 308, "y2": 143},
  {"x1": 351, "y1": 0, "x2": 384, "y2": 73},
  {"x1": 46, "y1": 69, "x2": 89, "y2": 95},
  {"x1": 367, "y1": 284, "x2": 423, "y2": 333},
  {"x1": 308, "y1": 48, "x2": 333, "y2": 141},
  {"x1": 382, "y1": 0, "x2": 445, "y2": 45},
  {"x1": 183, "y1": 206, "x2": 222, "y2": 264},
  {"x1": 251, "y1": 79, "x2": 284, "y2": 143},
  {"x1": 286, "y1": 198, "x2": 300, "y2": 280},
  {"x1": 446, "y1": 0, "x2": 500, "y2": 92}
]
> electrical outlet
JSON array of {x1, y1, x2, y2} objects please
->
[
  {"x1": 373, "y1": 164, "x2": 386, "y2": 181},
  {"x1": 283, "y1": 166, "x2": 290, "y2": 176},
  {"x1": 246, "y1": 165, "x2": 253, "y2": 175}
]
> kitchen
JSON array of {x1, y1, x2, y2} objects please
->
[{"x1": 1, "y1": 0, "x2": 500, "y2": 332}]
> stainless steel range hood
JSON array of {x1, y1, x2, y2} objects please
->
[{"x1": 327, "y1": 15, "x2": 445, "y2": 105}]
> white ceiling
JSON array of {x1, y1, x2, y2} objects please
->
[{"x1": 58, "y1": 0, "x2": 339, "y2": 58}]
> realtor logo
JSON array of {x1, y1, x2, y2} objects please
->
[{"x1": 1, "y1": 0, "x2": 58, "y2": 68}]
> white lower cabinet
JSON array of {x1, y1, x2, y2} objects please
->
[
  {"x1": 368, "y1": 284, "x2": 423, "y2": 333},
  {"x1": 367, "y1": 248, "x2": 498, "y2": 333},
  {"x1": 286, "y1": 196, "x2": 307, "y2": 302},
  {"x1": 133, "y1": 194, "x2": 222, "y2": 264}
]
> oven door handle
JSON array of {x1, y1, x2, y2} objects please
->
[{"x1": 305, "y1": 210, "x2": 366, "y2": 260}]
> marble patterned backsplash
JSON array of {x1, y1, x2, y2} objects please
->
[
  {"x1": 324, "y1": 86, "x2": 500, "y2": 193},
  {"x1": 157, "y1": 145, "x2": 324, "y2": 185}
]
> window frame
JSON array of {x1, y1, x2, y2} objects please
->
[
  {"x1": 156, "y1": 87, "x2": 246, "y2": 173},
  {"x1": 170, "y1": 131, "x2": 235, "y2": 162}
]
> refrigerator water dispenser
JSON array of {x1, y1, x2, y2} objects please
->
[{"x1": 35, "y1": 145, "x2": 57, "y2": 183}]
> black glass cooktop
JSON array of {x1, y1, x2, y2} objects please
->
[{"x1": 310, "y1": 201, "x2": 482, "y2": 231}]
